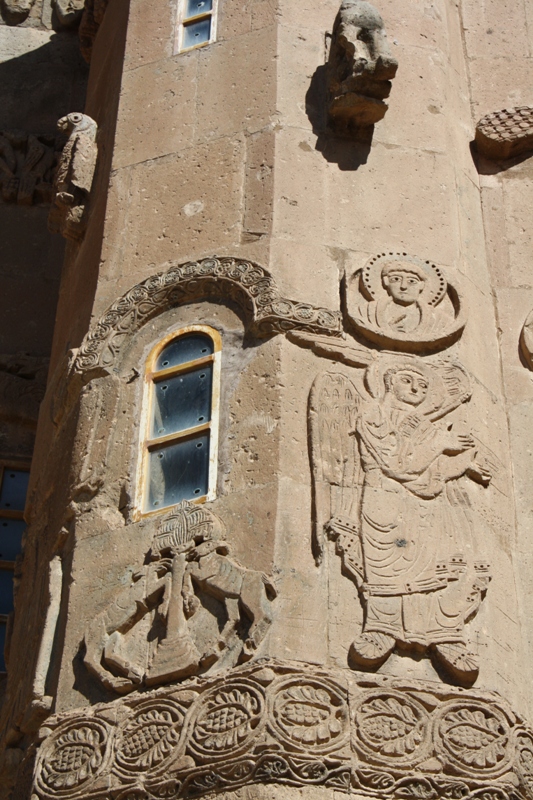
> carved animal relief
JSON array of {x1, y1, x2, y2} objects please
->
[
  {"x1": 346, "y1": 252, "x2": 466, "y2": 351},
  {"x1": 83, "y1": 501, "x2": 277, "y2": 694},
  {"x1": 32, "y1": 661, "x2": 533, "y2": 800},
  {"x1": 48, "y1": 112, "x2": 98, "y2": 242},
  {"x1": 0, "y1": 131, "x2": 62, "y2": 205},
  {"x1": 327, "y1": 0, "x2": 398, "y2": 137},
  {"x1": 476, "y1": 106, "x2": 533, "y2": 161}
]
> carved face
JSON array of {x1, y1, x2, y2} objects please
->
[
  {"x1": 382, "y1": 270, "x2": 426, "y2": 305},
  {"x1": 389, "y1": 369, "x2": 429, "y2": 406}
]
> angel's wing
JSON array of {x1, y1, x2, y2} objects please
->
[
  {"x1": 309, "y1": 370, "x2": 361, "y2": 563},
  {"x1": 288, "y1": 330, "x2": 375, "y2": 368}
]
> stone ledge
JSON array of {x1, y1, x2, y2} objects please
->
[{"x1": 32, "y1": 659, "x2": 533, "y2": 800}]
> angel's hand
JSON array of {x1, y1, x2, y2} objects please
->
[{"x1": 444, "y1": 433, "x2": 475, "y2": 454}]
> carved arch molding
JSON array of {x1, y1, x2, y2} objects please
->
[{"x1": 74, "y1": 256, "x2": 342, "y2": 379}]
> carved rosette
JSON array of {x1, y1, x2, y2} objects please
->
[
  {"x1": 32, "y1": 661, "x2": 533, "y2": 800},
  {"x1": 73, "y1": 257, "x2": 342, "y2": 377}
]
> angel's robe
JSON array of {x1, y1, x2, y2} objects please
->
[{"x1": 355, "y1": 402, "x2": 474, "y2": 646}]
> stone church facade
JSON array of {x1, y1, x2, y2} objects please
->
[{"x1": 1, "y1": 0, "x2": 533, "y2": 798}]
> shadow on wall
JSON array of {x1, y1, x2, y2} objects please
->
[
  {"x1": 306, "y1": 64, "x2": 373, "y2": 171},
  {"x1": 0, "y1": 31, "x2": 88, "y2": 132}
]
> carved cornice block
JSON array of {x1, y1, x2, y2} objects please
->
[
  {"x1": 475, "y1": 107, "x2": 533, "y2": 161},
  {"x1": 32, "y1": 660, "x2": 533, "y2": 800}
]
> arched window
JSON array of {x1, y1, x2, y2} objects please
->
[{"x1": 137, "y1": 326, "x2": 221, "y2": 515}]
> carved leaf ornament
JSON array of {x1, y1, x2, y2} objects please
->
[
  {"x1": 436, "y1": 704, "x2": 511, "y2": 774},
  {"x1": 270, "y1": 678, "x2": 349, "y2": 752},
  {"x1": 115, "y1": 699, "x2": 187, "y2": 772},
  {"x1": 33, "y1": 663, "x2": 533, "y2": 800},
  {"x1": 188, "y1": 683, "x2": 265, "y2": 761},
  {"x1": 38, "y1": 719, "x2": 110, "y2": 795},
  {"x1": 354, "y1": 692, "x2": 430, "y2": 764}
]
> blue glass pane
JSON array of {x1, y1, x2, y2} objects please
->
[
  {"x1": 152, "y1": 365, "x2": 212, "y2": 438},
  {"x1": 0, "y1": 470, "x2": 29, "y2": 511},
  {"x1": 0, "y1": 623, "x2": 5, "y2": 672},
  {"x1": 155, "y1": 334, "x2": 214, "y2": 372},
  {"x1": 186, "y1": 0, "x2": 212, "y2": 16},
  {"x1": 147, "y1": 434, "x2": 210, "y2": 511},
  {"x1": 0, "y1": 571, "x2": 14, "y2": 615},
  {"x1": 182, "y1": 17, "x2": 211, "y2": 48},
  {"x1": 0, "y1": 519, "x2": 25, "y2": 562}
]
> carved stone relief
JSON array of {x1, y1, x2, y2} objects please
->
[
  {"x1": 32, "y1": 660, "x2": 533, "y2": 800},
  {"x1": 476, "y1": 106, "x2": 533, "y2": 161},
  {"x1": 0, "y1": 131, "x2": 63, "y2": 206},
  {"x1": 0, "y1": 0, "x2": 35, "y2": 23},
  {"x1": 53, "y1": 0, "x2": 85, "y2": 27},
  {"x1": 48, "y1": 113, "x2": 98, "y2": 242},
  {"x1": 520, "y1": 309, "x2": 533, "y2": 370},
  {"x1": 346, "y1": 252, "x2": 466, "y2": 351},
  {"x1": 83, "y1": 501, "x2": 277, "y2": 695},
  {"x1": 72, "y1": 256, "x2": 342, "y2": 379},
  {"x1": 0, "y1": 353, "x2": 49, "y2": 426},
  {"x1": 290, "y1": 331, "x2": 493, "y2": 686},
  {"x1": 79, "y1": 0, "x2": 109, "y2": 62},
  {"x1": 327, "y1": 0, "x2": 398, "y2": 137}
]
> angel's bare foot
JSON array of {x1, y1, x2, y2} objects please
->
[
  {"x1": 349, "y1": 632, "x2": 395, "y2": 668},
  {"x1": 432, "y1": 642, "x2": 478, "y2": 685}
]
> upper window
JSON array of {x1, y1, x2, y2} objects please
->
[
  {"x1": 137, "y1": 326, "x2": 221, "y2": 516},
  {"x1": 175, "y1": 0, "x2": 218, "y2": 53},
  {"x1": 0, "y1": 463, "x2": 30, "y2": 672}
]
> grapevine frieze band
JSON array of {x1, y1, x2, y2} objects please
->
[{"x1": 33, "y1": 660, "x2": 533, "y2": 800}]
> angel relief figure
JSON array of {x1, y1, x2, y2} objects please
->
[{"x1": 292, "y1": 332, "x2": 493, "y2": 686}]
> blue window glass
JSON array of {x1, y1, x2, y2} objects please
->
[
  {"x1": 144, "y1": 330, "x2": 218, "y2": 513},
  {"x1": 155, "y1": 334, "x2": 214, "y2": 372},
  {"x1": 152, "y1": 365, "x2": 212, "y2": 438},
  {"x1": 0, "y1": 571, "x2": 14, "y2": 615},
  {"x1": 0, "y1": 622, "x2": 6, "y2": 671},
  {"x1": 182, "y1": 17, "x2": 211, "y2": 48},
  {"x1": 0, "y1": 519, "x2": 25, "y2": 562},
  {"x1": 186, "y1": 0, "x2": 212, "y2": 16},
  {"x1": 0, "y1": 470, "x2": 29, "y2": 511},
  {"x1": 148, "y1": 435, "x2": 210, "y2": 511}
]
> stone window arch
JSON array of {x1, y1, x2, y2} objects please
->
[{"x1": 136, "y1": 325, "x2": 221, "y2": 516}]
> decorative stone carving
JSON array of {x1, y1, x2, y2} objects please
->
[
  {"x1": 79, "y1": 0, "x2": 109, "y2": 62},
  {"x1": 32, "y1": 660, "x2": 533, "y2": 800},
  {"x1": 327, "y1": 0, "x2": 398, "y2": 137},
  {"x1": 290, "y1": 333, "x2": 493, "y2": 685},
  {"x1": 0, "y1": 0, "x2": 35, "y2": 23},
  {"x1": 0, "y1": 353, "x2": 49, "y2": 425},
  {"x1": 53, "y1": 0, "x2": 85, "y2": 27},
  {"x1": 476, "y1": 106, "x2": 533, "y2": 161},
  {"x1": 73, "y1": 257, "x2": 342, "y2": 378},
  {"x1": 346, "y1": 252, "x2": 466, "y2": 351},
  {"x1": 0, "y1": 131, "x2": 62, "y2": 206},
  {"x1": 520, "y1": 309, "x2": 533, "y2": 370},
  {"x1": 48, "y1": 112, "x2": 98, "y2": 242},
  {"x1": 83, "y1": 501, "x2": 277, "y2": 695}
]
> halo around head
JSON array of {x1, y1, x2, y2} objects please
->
[{"x1": 362, "y1": 252, "x2": 447, "y2": 307}]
